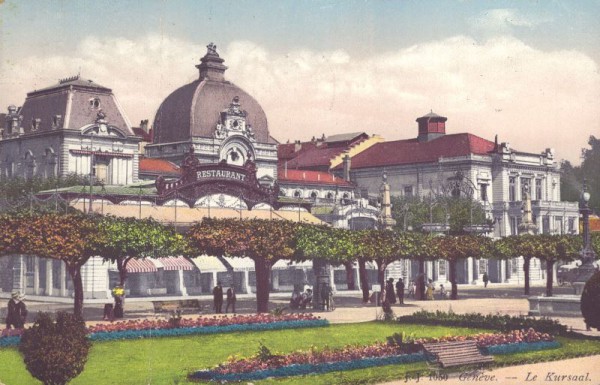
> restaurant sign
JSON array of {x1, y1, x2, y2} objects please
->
[{"x1": 155, "y1": 148, "x2": 280, "y2": 209}]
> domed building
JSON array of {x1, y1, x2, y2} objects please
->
[{"x1": 144, "y1": 43, "x2": 278, "y2": 184}]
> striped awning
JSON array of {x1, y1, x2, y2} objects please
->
[
  {"x1": 154, "y1": 256, "x2": 195, "y2": 271},
  {"x1": 191, "y1": 255, "x2": 228, "y2": 272},
  {"x1": 121, "y1": 258, "x2": 158, "y2": 273}
]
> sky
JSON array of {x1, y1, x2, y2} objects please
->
[{"x1": 0, "y1": 0, "x2": 599, "y2": 164}]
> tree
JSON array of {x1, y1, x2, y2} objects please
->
[
  {"x1": 581, "y1": 271, "x2": 600, "y2": 331},
  {"x1": 493, "y1": 234, "x2": 550, "y2": 296},
  {"x1": 537, "y1": 235, "x2": 581, "y2": 297},
  {"x1": 433, "y1": 235, "x2": 493, "y2": 299},
  {"x1": 97, "y1": 216, "x2": 186, "y2": 288},
  {"x1": 0, "y1": 174, "x2": 88, "y2": 214},
  {"x1": 295, "y1": 225, "x2": 359, "y2": 291},
  {"x1": 21, "y1": 213, "x2": 102, "y2": 317},
  {"x1": 561, "y1": 135, "x2": 600, "y2": 212},
  {"x1": 19, "y1": 312, "x2": 91, "y2": 385},
  {"x1": 404, "y1": 232, "x2": 438, "y2": 300},
  {"x1": 187, "y1": 218, "x2": 297, "y2": 313}
]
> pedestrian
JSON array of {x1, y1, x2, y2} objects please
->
[
  {"x1": 395, "y1": 278, "x2": 405, "y2": 305},
  {"x1": 6, "y1": 291, "x2": 27, "y2": 329},
  {"x1": 408, "y1": 280, "x2": 415, "y2": 298},
  {"x1": 321, "y1": 283, "x2": 332, "y2": 311},
  {"x1": 439, "y1": 284, "x2": 447, "y2": 300},
  {"x1": 426, "y1": 279, "x2": 435, "y2": 300},
  {"x1": 385, "y1": 278, "x2": 397, "y2": 304},
  {"x1": 111, "y1": 285, "x2": 125, "y2": 319},
  {"x1": 213, "y1": 282, "x2": 223, "y2": 314},
  {"x1": 225, "y1": 286, "x2": 236, "y2": 313},
  {"x1": 483, "y1": 273, "x2": 489, "y2": 288}
]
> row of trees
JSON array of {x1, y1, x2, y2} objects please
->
[{"x1": 2, "y1": 213, "x2": 596, "y2": 317}]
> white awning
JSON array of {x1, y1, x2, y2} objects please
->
[
  {"x1": 191, "y1": 255, "x2": 228, "y2": 272},
  {"x1": 223, "y1": 256, "x2": 255, "y2": 271},
  {"x1": 272, "y1": 259, "x2": 313, "y2": 270}
]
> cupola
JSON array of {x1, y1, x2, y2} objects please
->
[
  {"x1": 196, "y1": 43, "x2": 228, "y2": 81},
  {"x1": 416, "y1": 110, "x2": 447, "y2": 142}
]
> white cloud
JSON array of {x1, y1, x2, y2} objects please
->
[{"x1": 0, "y1": 34, "x2": 598, "y2": 163}]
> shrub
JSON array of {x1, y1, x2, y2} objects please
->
[
  {"x1": 397, "y1": 310, "x2": 567, "y2": 335},
  {"x1": 19, "y1": 312, "x2": 91, "y2": 385},
  {"x1": 581, "y1": 271, "x2": 600, "y2": 330},
  {"x1": 386, "y1": 332, "x2": 421, "y2": 354}
]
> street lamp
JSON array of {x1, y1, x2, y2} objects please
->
[{"x1": 573, "y1": 179, "x2": 598, "y2": 292}]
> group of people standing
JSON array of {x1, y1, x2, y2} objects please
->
[
  {"x1": 212, "y1": 282, "x2": 237, "y2": 314},
  {"x1": 384, "y1": 278, "x2": 405, "y2": 305}
]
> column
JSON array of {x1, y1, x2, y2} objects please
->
[
  {"x1": 178, "y1": 270, "x2": 187, "y2": 296},
  {"x1": 329, "y1": 266, "x2": 336, "y2": 291},
  {"x1": 243, "y1": 270, "x2": 251, "y2": 294},
  {"x1": 499, "y1": 259, "x2": 506, "y2": 283},
  {"x1": 60, "y1": 262, "x2": 67, "y2": 297},
  {"x1": 426, "y1": 261, "x2": 433, "y2": 281},
  {"x1": 272, "y1": 270, "x2": 279, "y2": 290},
  {"x1": 467, "y1": 257, "x2": 474, "y2": 284},
  {"x1": 473, "y1": 259, "x2": 479, "y2": 284},
  {"x1": 46, "y1": 259, "x2": 53, "y2": 296},
  {"x1": 354, "y1": 265, "x2": 361, "y2": 291},
  {"x1": 33, "y1": 257, "x2": 40, "y2": 295},
  {"x1": 12, "y1": 255, "x2": 25, "y2": 292},
  {"x1": 212, "y1": 272, "x2": 218, "y2": 289}
]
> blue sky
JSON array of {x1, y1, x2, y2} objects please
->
[{"x1": 1, "y1": 0, "x2": 599, "y2": 163}]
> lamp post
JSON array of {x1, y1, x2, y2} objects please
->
[
  {"x1": 87, "y1": 133, "x2": 96, "y2": 214},
  {"x1": 573, "y1": 179, "x2": 598, "y2": 293}
]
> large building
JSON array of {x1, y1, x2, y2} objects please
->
[
  {"x1": 1, "y1": 76, "x2": 140, "y2": 184},
  {"x1": 0, "y1": 43, "x2": 579, "y2": 300}
]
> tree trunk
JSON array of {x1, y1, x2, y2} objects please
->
[
  {"x1": 117, "y1": 257, "x2": 131, "y2": 286},
  {"x1": 376, "y1": 260, "x2": 388, "y2": 308},
  {"x1": 417, "y1": 259, "x2": 426, "y2": 301},
  {"x1": 449, "y1": 259, "x2": 458, "y2": 300},
  {"x1": 254, "y1": 257, "x2": 271, "y2": 313},
  {"x1": 343, "y1": 261, "x2": 356, "y2": 290},
  {"x1": 68, "y1": 265, "x2": 84, "y2": 319},
  {"x1": 358, "y1": 258, "x2": 370, "y2": 302},
  {"x1": 523, "y1": 257, "x2": 531, "y2": 295},
  {"x1": 545, "y1": 260, "x2": 555, "y2": 297}
]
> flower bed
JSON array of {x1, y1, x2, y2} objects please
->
[
  {"x1": 189, "y1": 329, "x2": 558, "y2": 382},
  {"x1": 397, "y1": 310, "x2": 567, "y2": 335},
  {"x1": 0, "y1": 314, "x2": 328, "y2": 347}
]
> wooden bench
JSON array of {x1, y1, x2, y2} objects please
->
[
  {"x1": 422, "y1": 340, "x2": 494, "y2": 368},
  {"x1": 152, "y1": 299, "x2": 202, "y2": 314}
]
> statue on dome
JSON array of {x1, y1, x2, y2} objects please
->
[{"x1": 206, "y1": 43, "x2": 218, "y2": 56}]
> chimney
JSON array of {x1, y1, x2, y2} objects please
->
[
  {"x1": 343, "y1": 154, "x2": 351, "y2": 181},
  {"x1": 416, "y1": 110, "x2": 447, "y2": 142}
]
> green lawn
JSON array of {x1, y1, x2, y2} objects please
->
[{"x1": 0, "y1": 323, "x2": 598, "y2": 385}]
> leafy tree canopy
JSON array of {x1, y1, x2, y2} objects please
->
[{"x1": 561, "y1": 135, "x2": 600, "y2": 213}]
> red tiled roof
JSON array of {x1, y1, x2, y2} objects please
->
[
  {"x1": 347, "y1": 133, "x2": 496, "y2": 169},
  {"x1": 139, "y1": 157, "x2": 180, "y2": 175},
  {"x1": 132, "y1": 126, "x2": 152, "y2": 141},
  {"x1": 278, "y1": 169, "x2": 353, "y2": 187},
  {"x1": 286, "y1": 146, "x2": 348, "y2": 169}
]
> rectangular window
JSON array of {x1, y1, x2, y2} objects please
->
[
  {"x1": 555, "y1": 216, "x2": 563, "y2": 235},
  {"x1": 535, "y1": 179, "x2": 543, "y2": 201},
  {"x1": 520, "y1": 178, "x2": 531, "y2": 200},
  {"x1": 509, "y1": 177, "x2": 516, "y2": 202},
  {"x1": 479, "y1": 184, "x2": 488, "y2": 202},
  {"x1": 542, "y1": 216, "x2": 550, "y2": 234},
  {"x1": 510, "y1": 216, "x2": 517, "y2": 235},
  {"x1": 403, "y1": 185, "x2": 413, "y2": 197},
  {"x1": 568, "y1": 217, "x2": 576, "y2": 234}
]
